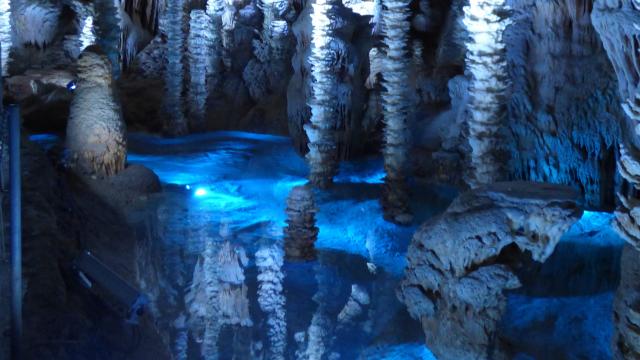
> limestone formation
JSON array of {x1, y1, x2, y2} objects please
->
[
  {"x1": 592, "y1": 2, "x2": 640, "y2": 358},
  {"x1": 398, "y1": 181, "x2": 582, "y2": 360},
  {"x1": 188, "y1": 10, "x2": 214, "y2": 132},
  {"x1": 380, "y1": 0, "x2": 413, "y2": 224},
  {"x1": 159, "y1": 0, "x2": 188, "y2": 136},
  {"x1": 12, "y1": 1, "x2": 61, "y2": 48},
  {"x1": 283, "y1": 185, "x2": 319, "y2": 260},
  {"x1": 66, "y1": 47, "x2": 126, "y2": 177},
  {"x1": 462, "y1": 0, "x2": 511, "y2": 188},
  {"x1": 304, "y1": 0, "x2": 341, "y2": 188}
]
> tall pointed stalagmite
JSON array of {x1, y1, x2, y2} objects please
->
[
  {"x1": 380, "y1": 0, "x2": 413, "y2": 224},
  {"x1": 305, "y1": 0, "x2": 340, "y2": 188},
  {"x1": 462, "y1": 0, "x2": 511, "y2": 188}
]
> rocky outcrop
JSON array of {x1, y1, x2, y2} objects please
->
[
  {"x1": 398, "y1": 181, "x2": 582, "y2": 360},
  {"x1": 66, "y1": 46, "x2": 127, "y2": 177},
  {"x1": 283, "y1": 185, "x2": 319, "y2": 260}
]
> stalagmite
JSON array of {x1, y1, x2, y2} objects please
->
[
  {"x1": 64, "y1": 2, "x2": 96, "y2": 59},
  {"x1": 305, "y1": 0, "x2": 340, "y2": 188},
  {"x1": 160, "y1": 0, "x2": 188, "y2": 136},
  {"x1": 398, "y1": 182, "x2": 582, "y2": 360},
  {"x1": 221, "y1": 0, "x2": 236, "y2": 70},
  {"x1": 283, "y1": 185, "x2": 319, "y2": 260},
  {"x1": 462, "y1": 0, "x2": 511, "y2": 188},
  {"x1": 380, "y1": 0, "x2": 413, "y2": 224},
  {"x1": 66, "y1": 46, "x2": 126, "y2": 177},
  {"x1": 188, "y1": 10, "x2": 214, "y2": 132}
]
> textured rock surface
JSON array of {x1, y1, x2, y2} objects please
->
[
  {"x1": 398, "y1": 181, "x2": 582, "y2": 360},
  {"x1": 283, "y1": 185, "x2": 319, "y2": 260},
  {"x1": 506, "y1": 0, "x2": 620, "y2": 209},
  {"x1": 613, "y1": 244, "x2": 640, "y2": 359},
  {"x1": 66, "y1": 47, "x2": 127, "y2": 177}
]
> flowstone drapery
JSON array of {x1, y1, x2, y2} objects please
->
[
  {"x1": 380, "y1": 0, "x2": 413, "y2": 224},
  {"x1": 462, "y1": 0, "x2": 511, "y2": 188}
]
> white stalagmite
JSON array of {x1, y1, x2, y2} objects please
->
[
  {"x1": 217, "y1": 241, "x2": 253, "y2": 327},
  {"x1": 160, "y1": 0, "x2": 188, "y2": 135},
  {"x1": 188, "y1": 10, "x2": 214, "y2": 132},
  {"x1": 66, "y1": 47, "x2": 126, "y2": 177},
  {"x1": 206, "y1": 0, "x2": 224, "y2": 94},
  {"x1": 305, "y1": 0, "x2": 340, "y2": 188},
  {"x1": 380, "y1": 0, "x2": 413, "y2": 224},
  {"x1": 462, "y1": 0, "x2": 511, "y2": 188},
  {"x1": 256, "y1": 244, "x2": 287, "y2": 360}
]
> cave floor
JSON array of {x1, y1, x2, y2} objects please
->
[{"x1": 29, "y1": 131, "x2": 625, "y2": 359}]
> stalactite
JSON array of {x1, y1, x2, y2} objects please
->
[
  {"x1": 256, "y1": 244, "x2": 287, "y2": 360},
  {"x1": 66, "y1": 47, "x2": 126, "y2": 177},
  {"x1": 380, "y1": 0, "x2": 413, "y2": 224},
  {"x1": 160, "y1": 0, "x2": 188, "y2": 136},
  {"x1": 188, "y1": 10, "x2": 214, "y2": 132},
  {"x1": 462, "y1": 0, "x2": 511, "y2": 188},
  {"x1": 94, "y1": 0, "x2": 123, "y2": 78},
  {"x1": 283, "y1": 185, "x2": 319, "y2": 260},
  {"x1": 12, "y1": 1, "x2": 61, "y2": 49},
  {"x1": 206, "y1": 0, "x2": 224, "y2": 94},
  {"x1": 305, "y1": 0, "x2": 340, "y2": 188}
]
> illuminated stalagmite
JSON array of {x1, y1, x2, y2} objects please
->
[
  {"x1": 188, "y1": 10, "x2": 214, "y2": 131},
  {"x1": 160, "y1": 0, "x2": 188, "y2": 135},
  {"x1": 66, "y1": 47, "x2": 126, "y2": 177},
  {"x1": 592, "y1": 2, "x2": 640, "y2": 358},
  {"x1": 462, "y1": 0, "x2": 511, "y2": 188},
  {"x1": 399, "y1": 182, "x2": 581, "y2": 360},
  {"x1": 380, "y1": 0, "x2": 413, "y2": 224},
  {"x1": 305, "y1": 0, "x2": 340, "y2": 188}
]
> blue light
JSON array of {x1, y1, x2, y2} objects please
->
[
  {"x1": 194, "y1": 187, "x2": 207, "y2": 197},
  {"x1": 67, "y1": 80, "x2": 77, "y2": 92},
  {"x1": 185, "y1": 184, "x2": 191, "y2": 190}
]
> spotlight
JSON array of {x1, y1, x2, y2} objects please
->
[
  {"x1": 185, "y1": 184, "x2": 191, "y2": 190},
  {"x1": 194, "y1": 187, "x2": 207, "y2": 197},
  {"x1": 66, "y1": 80, "x2": 77, "y2": 92}
]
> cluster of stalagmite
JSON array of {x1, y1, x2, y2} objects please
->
[
  {"x1": 398, "y1": 182, "x2": 582, "y2": 360},
  {"x1": 66, "y1": 46, "x2": 126, "y2": 177},
  {"x1": 305, "y1": 0, "x2": 340, "y2": 188},
  {"x1": 160, "y1": 0, "x2": 187, "y2": 136},
  {"x1": 283, "y1": 185, "x2": 319, "y2": 260},
  {"x1": 462, "y1": 0, "x2": 511, "y2": 188},
  {"x1": 380, "y1": 0, "x2": 413, "y2": 224},
  {"x1": 592, "y1": 2, "x2": 640, "y2": 358},
  {"x1": 188, "y1": 10, "x2": 214, "y2": 132}
]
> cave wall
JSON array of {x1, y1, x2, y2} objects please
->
[{"x1": 504, "y1": 0, "x2": 621, "y2": 209}]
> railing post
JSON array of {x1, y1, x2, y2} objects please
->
[{"x1": 9, "y1": 104, "x2": 21, "y2": 359}]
